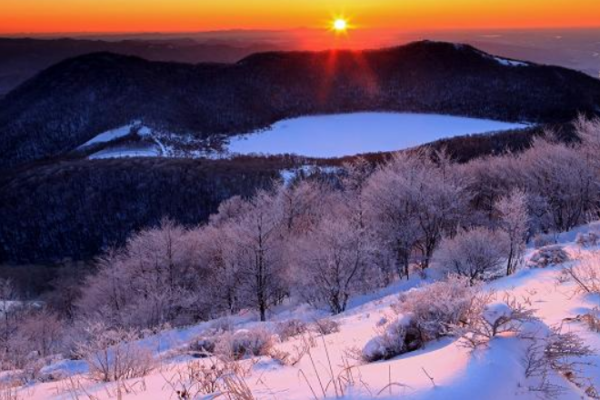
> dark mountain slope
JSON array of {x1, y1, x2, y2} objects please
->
[
  {"x1": 0, "y1": 156, "x2": 281, "y2": 263},
  {"x1": 1, "y1": 41, "x2": 599, "y2": 169}
]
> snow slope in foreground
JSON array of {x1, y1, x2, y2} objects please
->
[
  {"x1": 19, "y1": 223, "x2": 600, "y2": 400},
  {"x1": 227, "y1": 113, "x2": 529, "y2": 158}
]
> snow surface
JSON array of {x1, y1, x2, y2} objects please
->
[
  {"x1": 227, "y1": 113, "x2": 529, "y2": 158},
  {"x1": 89, "y1": 146, "x2": 161, "y2": 160},
  {"x1": 493, "y1": 57, "x2": 529, "y2": 67},
  {"x1": 15, "y1": 223, "x2": 600, "y2": 400},
  {"x1": 78, "y1": 124, "x2": 139, "y2": 148}
]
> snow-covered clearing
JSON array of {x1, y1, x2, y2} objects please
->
[
  {"x1": 13, "y1": 223, "x2": 600, "y2": 400},
  {"x1": 89, "y1": 145, "x2": 161, "y2": 160},
  {"x1": 78, "y1": 123, "x2": 144, "y2": 149},
  {"x1": 227, "y1": 113, "x2": 528, "y2": 158}
]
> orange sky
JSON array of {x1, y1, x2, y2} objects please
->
[{"x1": 2, "y1": 0, "x2": 600, "y2": 34}]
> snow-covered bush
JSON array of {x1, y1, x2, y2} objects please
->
[
  {"x1": 452, "y1": 296, "x2": 537, "y2": 348},
  {"x1": 363, "y1": 276, "x2": 484, "y2": 362},
  {"x1": 313, "y1": 318, "x2": 340, "y2": 336},
  {"x1": 215, "y1": 328, "x2": 275, "y2": 361},
  {"x1": 576, "y1": 232, "x2": 600, "y2": 248},
  {"x1": 527, "y1": 245, "x2": 570, "y2": 269},
  {"x1": 564, "y1": 253, "x2": 600, "y2": 294},
  {"x1": 434, "y1": 227, "x2": 509, "y2": 284},
  {"x1": 362, "y1": 315, "x2": 420, "y2": 362},
  {"x1": 76, "y1": 322, "x2": 154, "y2": 382},
  {"x1": 276, "y1": 319, "x2": 308, "y2": 341},
  {"x1": 394, "y1": 275, "x2": 485, "y2": 342}
]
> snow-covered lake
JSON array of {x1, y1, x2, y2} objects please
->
[{"x1": 227, "y1": 113, "x2": 529, "y2": 158}]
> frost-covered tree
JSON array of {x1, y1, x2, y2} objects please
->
[
  {"x1": 519, "y1": 136, "x2": 598, "y2": 232},
  {"x1": 77, "y1": 220, "x2": 211, "y2": 329},
  {"x1": 434, "y1": 227, "x2": 509, "y2": 284},
  {"x1": 363, "y1": 159, "x2": 419, "y2": 279},
  {"x1": 275, "y1": 180, "x2": 333, "y2": 236},
  {"x1": 496, "y1": 189, "x2": 530, "y2": 275},
  {"x1": 193, "y1": 224, "x2": 242, "y2": 315},
  {"x1": 341, "y1": 157, "x2": 374, "y2": 229},
  {"x1": 226, "y1": 191, "x2": 287, "y2": 321},
  {"x1": 364, "y1": 151, "x2": 469, "y2": 276},
  {"x1": 293, "y1": 215, "x2": 374, "y2": 314}
]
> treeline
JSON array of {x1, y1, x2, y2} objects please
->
[{"x1": 2, "y1": 41, "x2": 600, "y2": 168}]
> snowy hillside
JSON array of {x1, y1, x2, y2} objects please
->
[{"x1": 9, "y1": 223, "x2": 600, "y2": 400}]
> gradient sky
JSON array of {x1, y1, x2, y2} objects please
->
[{"x1": 2, "y1": 0, "x2": 600, "y2": 34}]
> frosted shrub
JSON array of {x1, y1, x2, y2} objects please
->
[
  {"x1": 215, "y1": 328, "x2": 274, "y2": 361},
  {"x1": 276, "y1": 319, "x2": 308, "y2": 341},
  {"x1": 76, "y1": 322, "x2": 154, "y2": 382},
  {"x1": 453, "y1": 296, "x2": 537, "y2": 348},
  {"x1": 527, "y1": 245, "x2": 569, "y2": 269},
  {"x1": 0, "y1": 309, "x2": 65, "y2": 372},
  {"x1": 363, "y1": 276, "x2": 483, "y2": 362},
  {"x1": 524, "y1": 326, "x2": 595, "y2": 396},
  {"x1": 362, "y1": 315, "x2": 419, "y2": 362},
  {"x1": 394, "y1": 276, "x2": 484, "y2": 342},
  {"x1": 434, "y1": 227, "x2": 509, "y2": 284},
  {"x1": 565, "y1": 253, "x2": 600, "y2": 294},
  {"x1": 313, "y1": 318, "x2": 340, "y2": 335},
  {"x1": 576, "y1": 232, "x2": 599, "y2": 248}
]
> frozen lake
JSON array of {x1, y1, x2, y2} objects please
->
[{"x1": 227, "y1": 113, "x2": 528, "y2": 157}]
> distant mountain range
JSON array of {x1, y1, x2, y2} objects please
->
[
  {"x1": 1, "y1": 40, "x2": 599, "y2": 169},
  {"x1": 0, "y1": 37, "x2": 280, "y2": 97}
]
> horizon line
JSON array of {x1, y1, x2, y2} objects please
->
[{"x1": 2, "y1": 25, "x2": 600, "y2": 37}]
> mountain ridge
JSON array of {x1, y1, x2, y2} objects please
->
[{"x1": 1, "y1": 40, "x2": 599, "y2": 169}]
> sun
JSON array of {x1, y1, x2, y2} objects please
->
[{"x1": 333, "y1": 18, "x2": 348, "y2": 32}]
